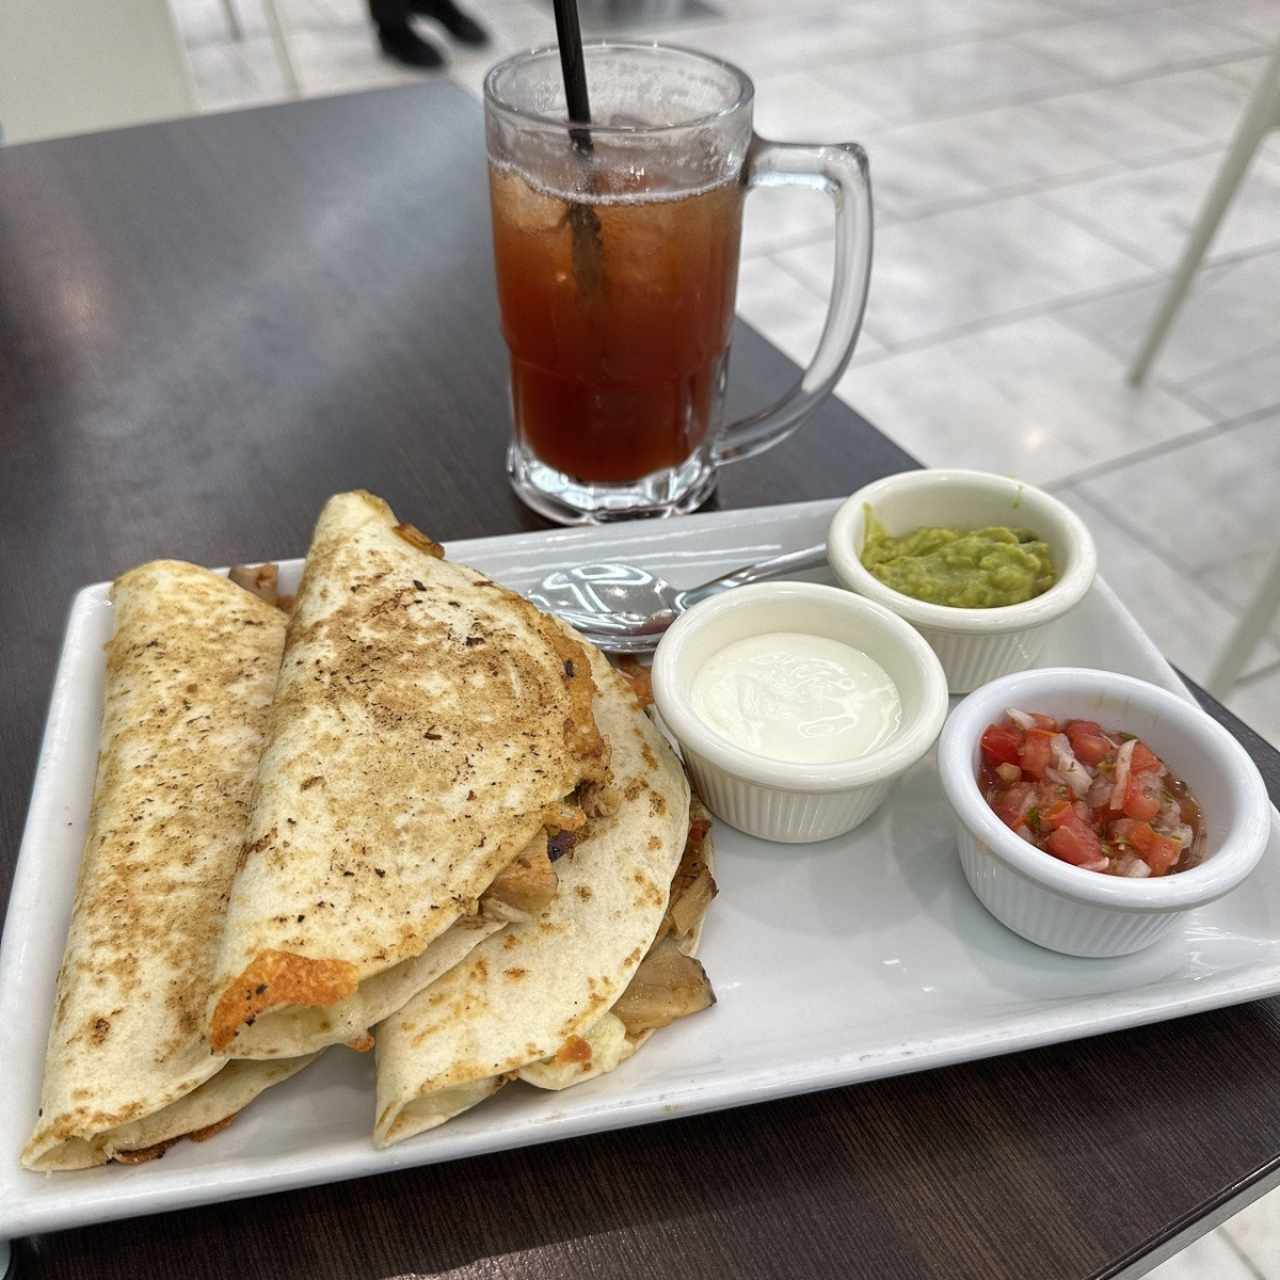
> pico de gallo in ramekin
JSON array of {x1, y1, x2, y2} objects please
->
[{"x1": 978, "y1": 709, "x2": 1205, "y2": 877}]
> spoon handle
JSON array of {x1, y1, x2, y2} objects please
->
[{"x1": 678, "y1": 543, "x2": 828, "y2": 609}]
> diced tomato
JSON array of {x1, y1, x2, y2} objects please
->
[
  {"x1": 991, "y1": 781, "x2": 1035, "y2": 829},
  {"x1": 1044, "y1": 800, "x2": 1104, "y2": 865},
  {"x1": 1123, "y1": 771, "x2": 1163, "y2": 822},
  {"x1": 1036, "y1": 779, "x2": 1069, "y2": 807},
  {"x1": 1040, "y1": 799, "x2": 1074, "y2": 831},
  {"x1": 1046, "y1": 821, "x2": 1102, "y2": 866},
  {"x1": 980, "y1": 711, "x2": 1202, "y2": 879},
  {"x1": 1144, "y1": 833, "x2": 1181, "y2": 876},
  {"x1": 980, "y1": 723, "x2": 1023, "y2": 768},
  {"x1": 1019, "y1": 728, "x2": 1055, "y2": 779},
  {"x1": 1065, "y1": 718, "x2": 1101, "y2": 736},
  {"x1": 1123, "y1": 820, "x2": 1180, "y2": 875},
  {"x1": 1065, "y1": 719, "x2": 1111, "y2": 766},
  {"x1": 1108, "y1": 817, "x2": 1142, "y2": 845}
]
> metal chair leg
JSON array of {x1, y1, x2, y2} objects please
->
[
  {"x1": 220, "y1": 0, "x2": 244, "y2": 40},
  {"x1": 1128, "y1": 44, "x2": 1280, "y2": 386},
  {"x1": 1206, "y1": 548, "x2": 1280, "y2": 701},
  {"x1": 262, "y1": 0, "x2": 301, "y2": 97}
]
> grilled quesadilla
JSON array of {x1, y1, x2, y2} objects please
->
[
  {"x1": 208, "y1": 491, "x2": 611, "y2": 1059},
  {"x1": 24, "y1": 561, "x2": 315, "y2": 1171},
  {"x1": 373, "y1": 646, "x2": 715, "y2": 1146}
]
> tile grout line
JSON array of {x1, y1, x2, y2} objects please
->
[
  {"x1": 811, "y1": 44, "x2": 1268, "y2": 138},
  {"x1": 1047, "y1": 401, "x2": 1280, "y2": 493},
  {"x1": 1174, "y1": 3, "x2": 1279, "y2": 50},
  {"x1": 1218, "y1": 1223, "x2": 1270, "y2": 1280},
  {"x1": 665, "y1": 2, "x2": 1131, "y2": 81},
  {"x1": 1037, "y1": 181, "x2": 1280, "y2": 279},
  {"x1": 1032, "y1": 192, "x2": 1176, "y2": 273},
  {"x1": 201, "y1": 6, "x2": 1268, "y2": 126},
  {"x1": 745, "y1": 131, "x2": 1248, "y2": 267},
  {"x1": 1172, "y1": 384, "x2": 1225, "y2": 419},
  {"x1": 868, "y1": 138, "x2": 1224, "y2": 232},
  {"x1": 1065, "y1": 470, "x2": 1280, "y2": 651},
  {"x1": 1178, "y1": 337, "x2": 1280, "y2": 395},
  {"x1": 840, "y1": 267, "x2": 1167, "y2": 368},
  {"x1": 840, "y1": 234, "x2": 1280, "y2": 372},
  {"x1": 1043, "y1": 254, "x2": 1280, "y2": 391},
  {"x1": 770, "y1": 237, "x2": 1280, "y2": 384},
  {"x1": 1059, "y1": 488, "x2": 1251, "y2": 656},
  {"x1": 1151, "y1": 377, "x2": 1254, "y2": 436},
  {"x1": 1236, "y1": 656, "x2": 1280, "y2": 690}
]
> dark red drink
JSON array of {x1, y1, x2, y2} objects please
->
[{"x1": 489, "y1": 164, "x2": 744, "y2": 484}]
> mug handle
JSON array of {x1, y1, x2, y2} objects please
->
[{"x1": 712, "y1": 136, "x2": 873, "y2": 467}]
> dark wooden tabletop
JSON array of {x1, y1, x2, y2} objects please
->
[{"x1": 2, "y1": 82, "x2": 1278, "y2": 1280}]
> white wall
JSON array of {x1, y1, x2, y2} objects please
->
[{"x1": 0, "y1": 0, "x2": 195, "y2": 145}]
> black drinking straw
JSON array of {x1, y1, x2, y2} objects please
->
[
  {"x1": 552, "y1": 0, "x2": 593, "y2": 156},
  {"x1": 551, "y1": 0, "x2": 603, "y2": 289}
]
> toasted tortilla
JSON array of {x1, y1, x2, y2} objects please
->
[
  {"x1": 23, "y1": 561, "x2": 314, "y2": 1171},
  {"x1": 208, "y1": 491, "x2": 609, "y2": 1059},
  {"x1": 373, "y1": 646, "x2": 692, "y2": 1146},
  {"x1": 516, "y1": 800, "x2": 714, "y2": 1091}
]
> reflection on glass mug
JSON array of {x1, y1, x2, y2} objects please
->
[{"x1": 485, "y1": 42, "x2": 872, "y2": 525}]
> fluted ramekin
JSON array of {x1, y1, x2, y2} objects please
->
[
  {"x1": 938, "y1": 667, "x2": 1271, "y2": 957},
  {"x1": 827, "y1": 470, "x2": 1097, "y2": 693},
  {"x1": 651, "y1": 582, "x2": 949, "y2": 843}
]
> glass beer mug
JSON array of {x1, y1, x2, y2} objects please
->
[{"x1": 484, "y1": 42, "x2": 872, "y2": 524}]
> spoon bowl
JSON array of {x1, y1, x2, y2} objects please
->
[{"x1": 527, "y1": 544, "x2": 827, "y2": 651}]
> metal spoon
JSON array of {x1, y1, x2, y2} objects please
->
[{"x1": 527, "y1": 543, "x2": 828, "y2": 653}]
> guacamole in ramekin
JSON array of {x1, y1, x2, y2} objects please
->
[{"x1": 860, "y1": 510, "x2": 1057, "y2": 609}]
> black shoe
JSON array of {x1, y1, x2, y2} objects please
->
[
  {"x1": 376, "y1": 22, "x2": 446, "y2": 68},
  {"x1": 410, "y1": 0, "x2": 489, "y2": 46}
]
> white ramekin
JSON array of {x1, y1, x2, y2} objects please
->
[
  {"x1": 827, "y1": 470, "x2": 1098, "y2": 693},
  {"x1": 938, "y1": 667, "x2": 1271, "y2": 957},
  {"x1": 651, "y1": 582, "x2": 949, "y2": 843}
]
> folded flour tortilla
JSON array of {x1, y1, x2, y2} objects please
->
[
  {"x1": 23, "y1": 561, "x2": 315, "y2": 1171},
  {"x1": 373, "y1": 646, "x2": 701, "y2": 1146},
  {"x1": 208, "y1": 491, "x2": 610, "y2": 1059}
]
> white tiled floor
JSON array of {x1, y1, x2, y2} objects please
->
[
  {"x1": 127, "y1": 0, "x2": 1280, "y2": 1269},
  {"x1": 171, "y1": 0, "x2": 1280, "y2": 761}
]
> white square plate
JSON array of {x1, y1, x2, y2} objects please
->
[{"x1": 3, "y1": 498, "x2": 1278, "y2": 1238}]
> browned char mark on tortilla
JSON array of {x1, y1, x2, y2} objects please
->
[
  {"x1": 393, "y1": 523, "x2": 445, "y2": 558},
  {"x1": 210, "y1": 949, "x2": 359, "y2": 1050},
  {"x1": 614, "y1": 656, "x2": 653, "y2": 709}
]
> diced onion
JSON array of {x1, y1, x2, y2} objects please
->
[
  {"x1": 1086, "y1": 776, "x2": 1112, "y2": 809},
  {"x1": 1007, "y1": 708, "x2": 1036, "y2": 730},
  {"x1": 1110, "y1": 740, "x2": 1136, "y2": 809},
  {"x1": 1013, "y1": 788, "x2": 1036, "y2": 825},
  {"x1": 995, "y1": 763, "x2": 1022, "y2": 783},
  {"x1": 1124, "y1": 859, "x2": 1152, "y2": 878},
  {"x1": 1050, "y1": 733, "x2": 1093, "y2": 797}
]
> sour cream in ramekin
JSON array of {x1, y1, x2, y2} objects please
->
[
  {"x1": 652, "y1": 583, "x2": 948, "y2": 843},
  {"x1": 689, "y1": 632, "x2": 902, "y2": 766}
]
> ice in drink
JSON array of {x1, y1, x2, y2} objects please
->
[{"x1": 489, "y1": 163, "x2": 744, "y2": 484}]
